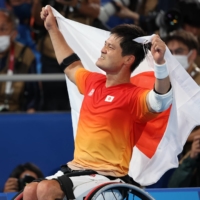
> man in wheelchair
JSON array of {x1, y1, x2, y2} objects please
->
[{"x1": 17, "y1": 5, "x2": 172, "y2": 200}]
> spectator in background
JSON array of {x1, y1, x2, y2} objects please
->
[
  {"x1": 5, "y1": 0, "x2": 70, "y2": 111},
  {"x1": 0, "y1": 9, "x2": 39, "y2": 112},
  {"x1": 168, "y1": 135, "x2": 200, "y2": 187},
  {"x1": 165, "y1": 30, "x2": 200, "y2": 84},
  {"x1": 165, "y1": 29, "x2": 200, "y2": 188},
  {"x1": 5, "y1": 0, "x2": 42, "y2": 74},
  {"x1": 3, "y1": 162, "x2": 44, "y2": 192},
  {"x1": 165, "y1": 29, "x2": 200, "y2": 151},
  {"x1": 178, "y1": 0, "x2": 200, "y2": 67},
  {"x1": 103, "y1": 0, "x2": 180, "y2": 37}
]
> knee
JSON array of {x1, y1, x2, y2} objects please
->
[
  {"x1": 37, "y1": 180, "x2": 64, "y2": 199},
  {"x1": 23, "y1": 182, "x2": 38, "y2": 198}
]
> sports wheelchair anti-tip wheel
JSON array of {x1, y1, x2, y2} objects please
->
[{"x1": 84, "y1": 182, "x2": 154, "y2": 200}]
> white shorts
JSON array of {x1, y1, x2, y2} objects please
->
[{"x1": 46, "y1": 170, "x2": 123, "y2": 199}]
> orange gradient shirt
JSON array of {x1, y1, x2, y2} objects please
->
[{"x1": 70, "y1": 68, "x2": 158, "y2": 176}]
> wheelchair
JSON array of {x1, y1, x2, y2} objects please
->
[
  {"x1": 84, "y1": 182, "x2": 154, "y2": 200},
  {"x1": 13, "y1": 182, "x2": 154, "y2": 200}
]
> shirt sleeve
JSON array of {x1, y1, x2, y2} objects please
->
[{"x1": 75, "y1": 68, "x2": 92, "y2": 95}]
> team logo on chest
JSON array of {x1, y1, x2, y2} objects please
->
[
  {"x1": 88, "y1": 89, "x2": 95, "y2": 96},
  {"x1": 105, "y1": 95, "x2": 115, "y2": 102}
]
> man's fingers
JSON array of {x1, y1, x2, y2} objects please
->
[
  {"x1": 6, "y1": 178, "x2": 18, "y2": 183},
  {"x1": 40, "y1": 5, "x2": 53, "y2": 20},
  {"x1": 151, "y1": 37, "x2": 165, "y2": 51},
  {"x1": 4, "y1": 178, "x2": 19, "y2": 192},
  {"x1": 45, "y1": 5, "x2": 53, "y2": 14},
  {"x1": 5, "y1": 184, "x2": 18, "y2": 190},
  {"x1": 40, "y1": 7, "x2": 48, "y2": 20}
]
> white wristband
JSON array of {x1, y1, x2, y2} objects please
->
[{"x1": 154, "y1": 61, "x2": 168, "y2": 79}]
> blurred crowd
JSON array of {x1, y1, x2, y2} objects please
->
[
  {"x1": 1, "y1": 0, "x2": 200, "y2": 190},
  {"x1": 0, "y1": 0, "x2": 200, "y2": 113}
]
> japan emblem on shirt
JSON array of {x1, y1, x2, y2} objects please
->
[
  {"x1": 105, "y1": 95, "x2": 115, "y2": 102},
  {"x1": 88, "y1": 89, "x2": 95, "y2": 96}
]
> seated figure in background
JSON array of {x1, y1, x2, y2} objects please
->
[
  {"x1": 168, "y1": 135, "x2": 200, "y2": 187},
  {"x1": 178, "y1": 0, "x2": 200, "y2": 67},
  {"x1": 165, "y1": 30, "x2": 200, "y2": 154},
  {"x1": 165, "y1": 30, "x2": 200, "y2": 84},
  {"x1": 3, "y1": 162, "x2": 44, "y2": 193},
  {"x1": 0, "y1": 9, "x2": 39, "y2": 112},
  {"x1": 165, "y1": 29, "x2": 200, "y2": 187}
]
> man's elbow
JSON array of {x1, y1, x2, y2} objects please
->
[
  {"x1": 148, "y1": 88, "x2": 173, "y2": 113},
  {"x1": 64, "y1": 67, "x2": 74, "y2": 83}
]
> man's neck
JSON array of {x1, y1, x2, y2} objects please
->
[{"x1": 105, "y1": 73, "x2": 131, "y2": 88}]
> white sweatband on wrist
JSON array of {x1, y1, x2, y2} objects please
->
[
  {"x1": 148, "y1": 88, "x2": 173, "y2": 112},
  {"x1": 154, "y1": 61, "x2": 169, "y2": 79}
]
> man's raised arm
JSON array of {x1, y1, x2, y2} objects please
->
[
  {"x1": 146, "y1": 35, "x2": 172, "y2": 113},
  {"x1": 40, "y1": 5, "x2": 83, "y2": 84}
]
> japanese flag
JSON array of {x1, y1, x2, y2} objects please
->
[{"x1": 52, "y1": 7, "x2": 200, "y2": 186}]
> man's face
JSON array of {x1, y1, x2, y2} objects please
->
[
  {"x1": 167, "y1": 39, "x2": 197, "y2": 70},
  {"x1": 96, "y1": 34, "x2": 127, "y2": 73},
  {"x1": 0, "y1": 12, "x2": 15, "y2": 54},
  {"x1": 167, "y1": 40, "x2": 189, "y2": 56},
  {"x1": 0, "y1": 12, "x2": 13, "y2": 37}
]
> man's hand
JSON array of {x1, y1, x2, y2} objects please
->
[
  {"x1": 40, "y1": 5, "x2": 58, "y2": 32},
  {"x1": 115, "y1": 2, "x2": 139, "y2": 22},
  {"x1": 151, "y1": 35, "x2": 166, "y2": 65},
  {"x1": 190, "y1": 135, "x2": 200, "y2": 159},
  {"x1": 3, "y1": 178, "x2": 19, "y2": 192}
]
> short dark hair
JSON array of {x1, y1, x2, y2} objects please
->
[
  {"x1": 110, "y1": 24, "x2": 146, "y2": 72},
  {"x1": 9, "y1": 162, "x2": 44, "y2": 179},
  {"x1": 165, "y1": 30, "x2": 199, "y2": 51}
]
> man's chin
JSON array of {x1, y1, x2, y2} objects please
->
[
  {"x1": 96, "y1": 61, "x2": 102, "y2": 69},
  {"x1": 96, "y1": 64, "x2": 106, "y2": 72}
]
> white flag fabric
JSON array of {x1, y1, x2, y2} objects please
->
[{"x1": 52, "y1": 7, "x2": 200, "y2": 186}]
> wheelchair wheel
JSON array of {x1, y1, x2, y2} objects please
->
[
  {"x1": 84, "y1": 183, "x2": 154, "y2": 200},
  {"x1": 12, "y1": 190, "x2": 23, "y2": 200}
]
